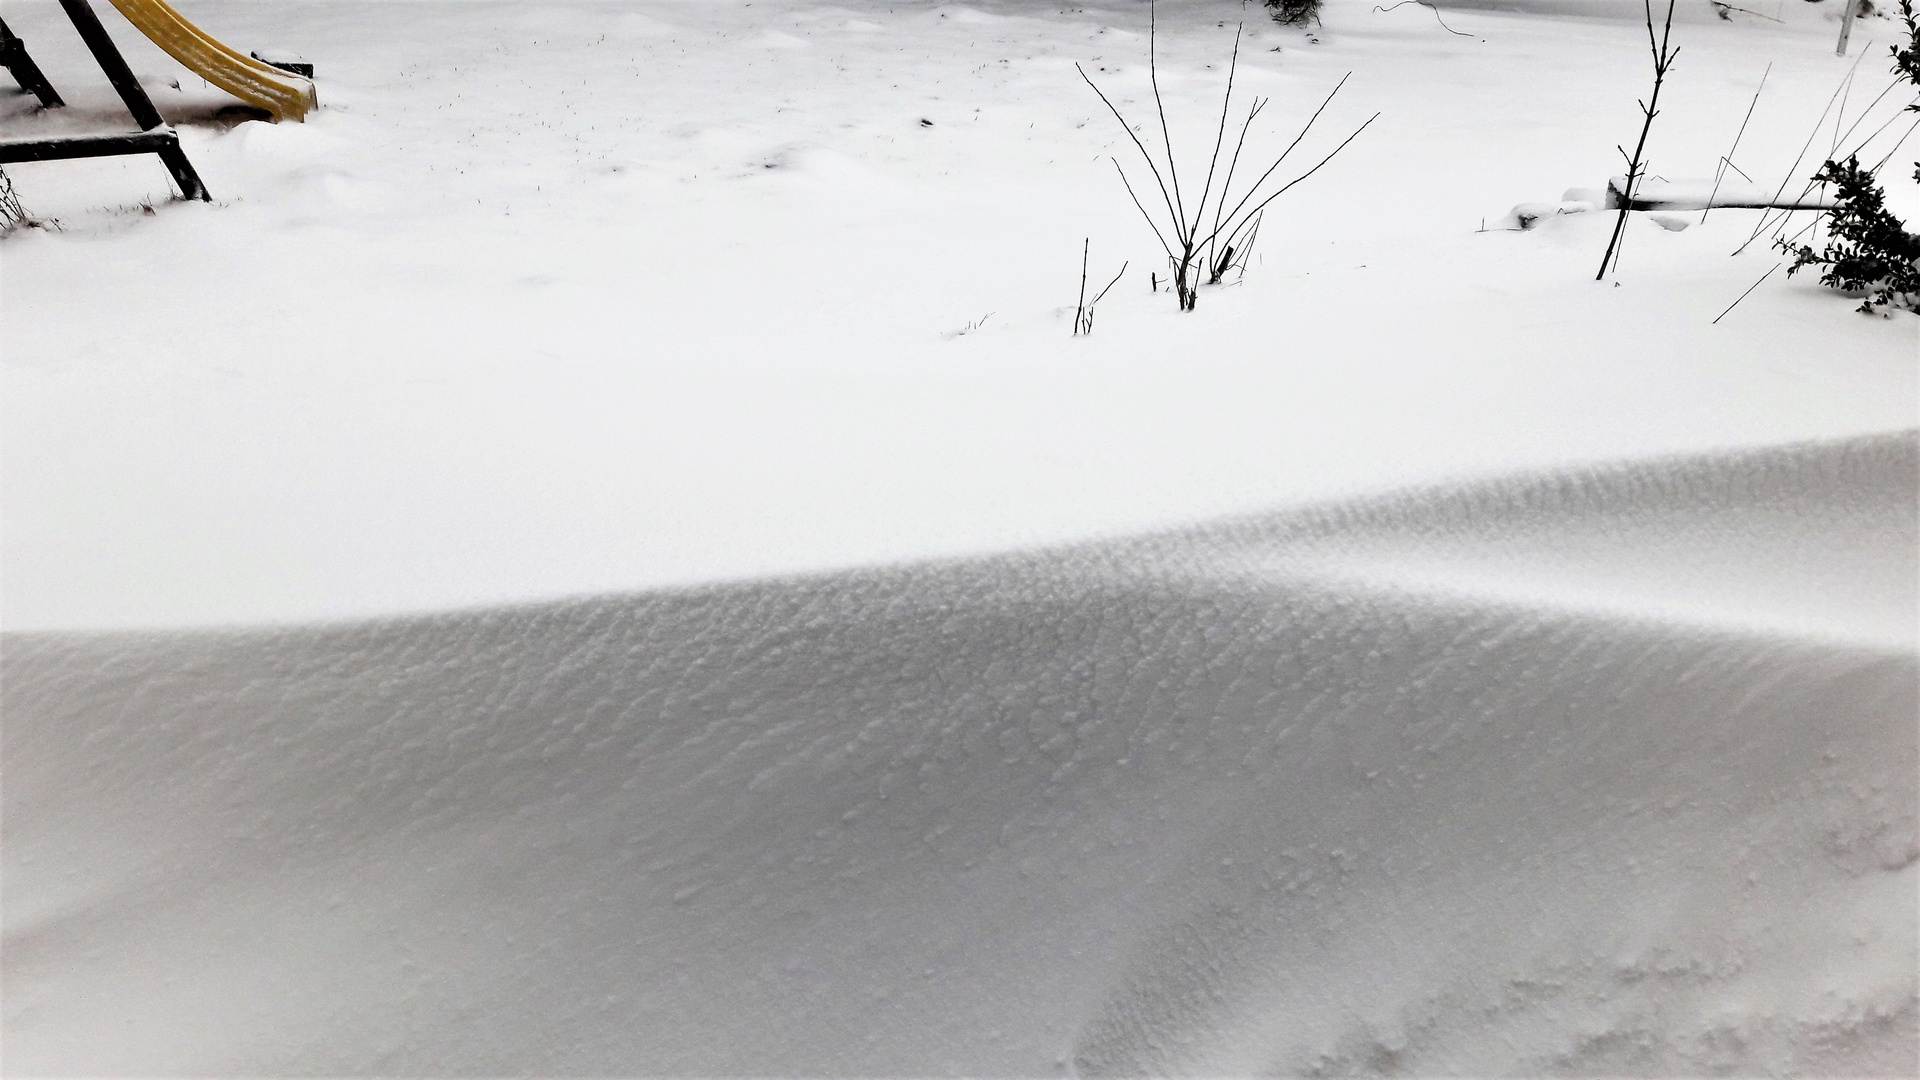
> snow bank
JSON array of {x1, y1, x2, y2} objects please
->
[{"x1": 6, "y1": 432, "x2": 1913, "y2": 1075}]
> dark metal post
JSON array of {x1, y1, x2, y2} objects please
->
[
  {"x1": 53, "y1": 0, "x2": 208, "y2": 199},
  {"x1": 55, "y1": 0, "x2": 162, "y2": 126},
  {"x1": 0, "y1": 17, "x2": 66, "y2": 107}
]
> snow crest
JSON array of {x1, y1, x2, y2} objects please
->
[{"x1": 4, "y1": 433, "x2": 1915, "y2": 1074}]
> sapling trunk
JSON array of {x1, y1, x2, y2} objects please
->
[{"x1": 1598, "y1": 0, "x2": 1678, "y2": 281}]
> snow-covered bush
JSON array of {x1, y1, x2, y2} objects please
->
[
  {"x1": 1775, "y1": 0, "x2": 1920, "y2": 313},
  {"x1": 1895, "y1": 0, "x2": 1920, "y2": 85},
  {"x1": 1267, "y1": 0, "x2": 1323, "y2": 25},
  {"x1": 1778, "y1": 160, "x2": 1920, "y2": 313}
]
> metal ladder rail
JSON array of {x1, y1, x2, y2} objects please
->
[{"x1": 0, "y1": 0, "x2": 208, "y2": 201}]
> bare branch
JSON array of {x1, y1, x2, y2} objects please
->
[
  {"x1": 1599, "y1": 0, "x2": 1677, "y2": 279},
  {"x1": 1703, "y1": 62, "x2": 1768, "y2": 222},
  {"x1": 1213, "y1": 73, "x2": 1352, "y2": 237},
  {"x1": 1203, "y1": 111, "x2": 1380, "y2": 252},
  {"x1": 1075, "y1": 237, "x2": 1090, "y2": 336},
  {"x1": 1113, "y1": 159, "x2": 1178, "y2": 261},
  {"x1": 1079, "y1": 63, "x2": 1185, "y2": 245},
  {"x1": 1147, "y1": 0, "x2": 1188, "y2": 236},
  {"x1": 1193, "y1": 23, "x2": 1244, "y2": 244},
  {"x1": 1733, "y1": 45, "x2": 1870, "y2": 254},
  {"x1": 1207, "y1": 98, "x2": 1267, "y2": 265},
  {"x1": 1092, "y1": 261, "x2": 1129, "y2": 307},
  {"x1": 1712, "y1": 261, "x2": 1779, "y2": 324}
]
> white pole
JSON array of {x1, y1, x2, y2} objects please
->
[{"x1": 1836, "y1": 0, "x2": 1858, "y2": 56}]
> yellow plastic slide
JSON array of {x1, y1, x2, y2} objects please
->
[{"x1": 106, "y1": 0, "x2": 316, "y2": 121}]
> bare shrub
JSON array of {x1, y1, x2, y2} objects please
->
[{"x1": 1079, "y1": 3, "x2": 1377, "y2": 311}]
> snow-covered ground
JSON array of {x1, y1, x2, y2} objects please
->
[
  {"x1": 2, "y1": 0, "x2": 1913, "y2": 628},
  {"x1": 2, "y1": 0, "x2": 1915, "y2": 1073}
]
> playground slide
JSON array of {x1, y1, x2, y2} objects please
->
[{"x1": 106, "y1": 0, "x2": 315, "y2": 121}]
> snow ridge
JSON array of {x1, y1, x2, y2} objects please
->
[{"x1": 4, "y1": 432, "x2": 1915, "y2": 1074}]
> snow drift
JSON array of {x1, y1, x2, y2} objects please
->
[{"x1": 5, "y1": 431, "x2": 1915, "y2": 1075}]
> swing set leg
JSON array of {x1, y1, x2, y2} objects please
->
[
  {"x1": 0, "y1": 16, "x2": 66, "y2": 107},
  {"x1": 0, "y1": 0, "x2": 210, "y2": 201},
  {"x1": 56, "y1": 0, "x2": 208, "y2": 200}
]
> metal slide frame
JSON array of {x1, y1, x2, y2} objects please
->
[
  {"x1": 0, "y1": 0, "x2": 319, "y2": 202},
  {"x1": 1, "y1": 17, "x2": 66, "y2": 108},
  {"x1": 0, "y1": 0, "x2": 208, "y2": 199}
]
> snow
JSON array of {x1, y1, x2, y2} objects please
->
[
  {"x1": 5, "y1": 432, "x2": 1914, "y2": 1074},
  {"x1": 1610, "y1": 175, "x2": 1839, "y2": 210},
  {"x1": 2, "y1": 0, "x2": 1916, "y2": 1072},
  {"x1": 1, "y1": 0, "x2": 1912, "y2": 630}
]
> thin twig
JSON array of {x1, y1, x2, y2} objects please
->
[
  {"x1": 1371, "y1": 0, "x2": 1473, "y2": 36},
  {"x1": 1831, "y1": 80, "x2": 1909, "y2": 157},
  {"x1": 1870, "y1": 113, "x2": 1920, "y2": 174},
  {"x1": 1204, "y1": 112, "x2": 1380, "y2": 251},
  {"x1": 1212, "y1": 73, "x2": 1352, "y2": 238},
  {"x1": 1080, "y1": 65, "x2": 1184, "y2": 248},
  {"x1": 1709, "y1": 1, "x2": 1782, "y2": 22},
  {"x1": 1734, "y1": 47, "x2": 1872, "y2": 254},
  {"x1": 1832, "y1": 64, "x2": 1857, "y2": 157},
  {"x1": 1610, "y1": 157, "x2": 1636, "y2": 275},
  {"x1": 1778, "y1": 213, "x2": 1822, "y2": 249},
  {"x1": 1193, "y1": 24, "x2": 1245, "y2": 250},
  {"x1": 1703, "y1": 63, "x2": 1768, "y2": 223},
  {"x1": 1208, "y1": 98, "x2": 1267, "y2": 274},
  {"x1": 1234, "y1": 212, "x2": 1263, "y2": 279},
  {"x1": 1730, "y1": 76, "x2": 1910, "y2": 248},
  {"x1": 1075, "y1": 238, "x2": 1090, "y2": 336},
  {"x1": 1147, "y1": 0, "x2": 1187, "y2": 233},
  {"x1": 1712, "y1": 262, "x2": 1780, "y2": 323},
  {"x1": 1075, "y1": 239, "x2": 1128, "y2": 336},
  {"x1": 1093, "y1": 261, "x2": 1128, "y2": 307},
  {"x1": 1113, "y1": 158, "x2": 1177, "y2": 260}
]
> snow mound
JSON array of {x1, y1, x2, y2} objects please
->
[{"x1": 4, "y1": 432, "x2": 1915, "y2": 1075}]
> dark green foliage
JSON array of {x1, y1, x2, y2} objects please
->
[
  {"x1": 1777, "y1": 157, "x2": 1920, "y2": 313},
  {"x1": 1894, "y1": 0, "x2": 1919, "y2": 103},
  {"x1": 1773, "y1": 0, "x2": 1919, "y2": 313},
  {"x1": 1267, "y1": 0, "x2": 1322, "y2": 25}
]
